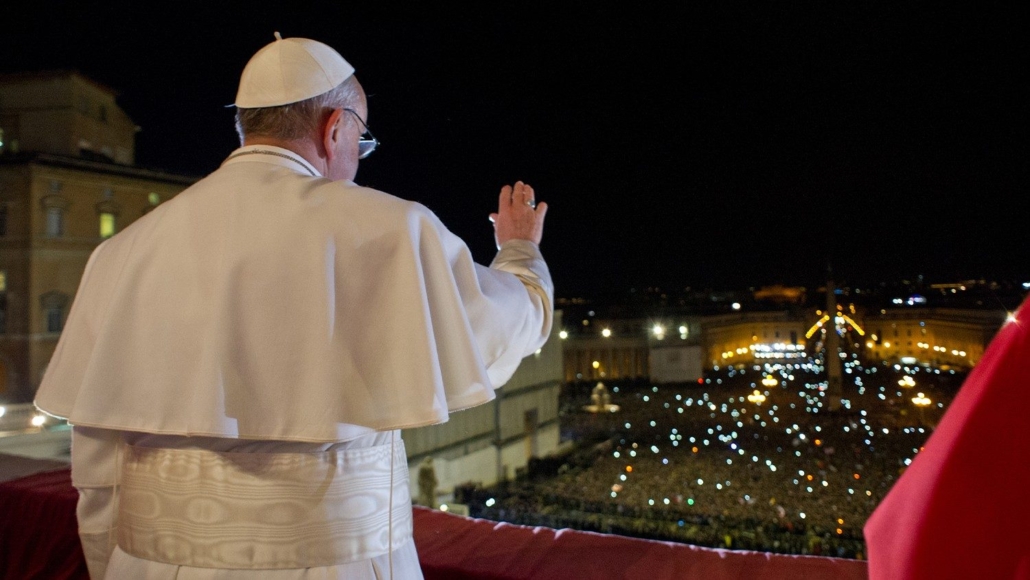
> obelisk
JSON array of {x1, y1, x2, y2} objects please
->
[{"x1": 825, "y1": 267, "x2": 843, "y2": 411}]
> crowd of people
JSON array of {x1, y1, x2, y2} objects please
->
[{"x1": 458, "y1": 361, "x2": 964, "y2": 560}]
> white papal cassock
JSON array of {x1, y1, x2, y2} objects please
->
[{"x1": 34, "y1": 145, "x2": 554, "y2": 579}]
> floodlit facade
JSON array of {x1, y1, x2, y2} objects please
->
[
  {"x1": 0, "y1": 71, "x2": 195, "y2": 402},
  {"x1": 558, "y1": 288, "x2": 1010, "y2": 384},
  {"x1": 403, "y1": 311, "x2": 566, "y2": 506}
]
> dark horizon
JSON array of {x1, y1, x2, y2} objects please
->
[{"x1": 2, "y1": 5, "x2": 1024, "y2": 296}]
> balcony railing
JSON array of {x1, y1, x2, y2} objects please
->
[{"x1": 0, "y1": 453, "x2": 867, "y2": 580}]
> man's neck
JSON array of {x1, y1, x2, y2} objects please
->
[{"x1": 242, "y1": 137, "x2": 327, "y2": 176}]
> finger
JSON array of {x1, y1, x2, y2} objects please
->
[
  {"x1": 498, "y1": 185, "x2": 513, "y2": 211},
  {"x1": 523, "y1": 184, "x2": 536, "y2": 206},
  {"x1": 534, "y1": 201, "x2": 548, "y2": 221}
]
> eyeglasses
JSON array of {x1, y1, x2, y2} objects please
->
[{"x1": 343, "y1": 108, "x2": 379, "y2": 159}]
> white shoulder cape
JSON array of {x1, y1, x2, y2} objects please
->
[{"x1": 34, "y1": 149, "x2": 553, "y2": 442}]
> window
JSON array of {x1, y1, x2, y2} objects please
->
[
  {"x1": 96, "y1": 194, "x2": 120, "y2": 237},
  {"x1": 41, "y1": 182, "x2": 69, "y2": 238},
  {"x1": 0, "y1": 205, "x2": 7, "y2": 236},
  {"x1": 143, "y1": 192, "x2": 162, "y2": 215},
  {"x1": 46, "y1": 307, "x2": 63, "y2": 332},
  {"x1": 46, "y1": 207, "x2": 64, "y2": 237},
  {"x1": 40, "y1": 291, "x2": 69, "y2": 333},
  {"x1": 99, "y1": 212, "x2": 116, "y2": 238}
]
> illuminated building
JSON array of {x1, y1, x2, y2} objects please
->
[
  {"x1": 0, "y1": 71, "x2": 195, "y2": 402},
  {"x1": 558, "y1": 283, "x2": 1014, "y2": 384},
  {"x1": 862, "y1": 308, "x2": 1002, "y2": 370}
]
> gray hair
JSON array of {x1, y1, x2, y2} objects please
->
[{"x1": 234, "y1": 76, "x2": 362, "y2": 143}]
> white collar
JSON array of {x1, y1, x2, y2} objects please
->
[{"x1": 222, "y1": 145, "x2": 322, "y2": 177}]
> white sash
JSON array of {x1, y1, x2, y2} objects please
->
[{"x1": 116, "y1": 439, "x2": 412, "y2": 569}]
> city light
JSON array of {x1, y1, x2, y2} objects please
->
[{"x1": 912, "y1": 392, "x2": 932, "y2": 426}]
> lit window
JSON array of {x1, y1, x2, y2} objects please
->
[
  {"x1": 100, "y1": 212, "x2": 116, "y2": 238},
  {"x1": 143, "y1": 192, "x2": 162, "y2": 215},
  {"x1": 95, "y1": 195, "x2": 120, "y2": 233}
]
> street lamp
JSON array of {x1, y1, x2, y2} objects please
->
[
  {"x1": 747, "y1": 390, "x2": 767, "y2": 405},
  {"x1": 762, "y1": 375, "x2": 778, "y2": 388},
  {"x1": 911, "y1": 392, "x2": 931, "y2": 425},
  {"x1": 898, "y1": 375, "x2": 916, "y2": 388},
  {"x1": 652, "y1": 324, "x2": 665, "y2": 340}
]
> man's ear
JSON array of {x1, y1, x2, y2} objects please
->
[{"x1": 322, "y1": 108, "x2": 344, "y2": 160}]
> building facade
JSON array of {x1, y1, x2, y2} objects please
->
[
  {"x1": 402, "y1": 310, "x2": 566, "y2": 506},
  {"x1": 862, "y1": 307, "x2": 1005, "y2": 370},
  {"x1": 0, "y1": 71, "x2": 195, "y2": 402},
  {"x1": 558, "y1": 290, "x2": 1011, "y2": 385}
]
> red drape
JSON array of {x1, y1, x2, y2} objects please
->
[
  {"x1": 864, "y1": 296, "x2": 1030, "y2": 579},
  {"x1": 413, "y1": 508, "x2": 866, "y2": 580},
  {"x1": 0, "y1": 463, "x2": 868, "y2": 579},
  {"x1": 0, "y1": 468, "x2": 88, "y2": 580}
]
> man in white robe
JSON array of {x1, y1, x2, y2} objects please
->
[{"x1": 33, "y1": 33, "x2": 552, "y2": 579}]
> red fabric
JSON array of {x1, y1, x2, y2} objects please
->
[
  {"x1": 864, "y1": 296, "x2": 1030, "y2": 579},
  {"x1": 0, "y1": 465, "x2": 868, "y2": 580},
  {"x1": 413, "y1": 508, "x2": 867, "y2": 580},
  {"x1": 0, "y1": 468, "x2": 88, "y2": 580}
]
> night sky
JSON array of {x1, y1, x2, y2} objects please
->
[{"x1": 2, "y1": 4, "x2": 1024, "y2": 296}]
